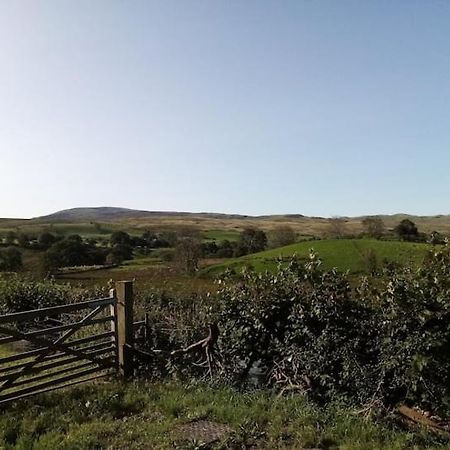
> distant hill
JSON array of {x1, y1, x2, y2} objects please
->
[
  {"x1": 0, "y1": 206, "x2": 444, "y2": 237},
  {"x1": 37, "y1": 207, "x2": 158, "y2": 221},
  {"x1": 35, "y1": 207, "x2": 252, "y2": 222}
]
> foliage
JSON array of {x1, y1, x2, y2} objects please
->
[
  {"x1": 216, "y1": 254, "x2": 378, "y2": 404},
  {"x1": 5, "y1": 231, "x2": 16, "y2": 245},
  {"x1": 44, "y1": 235, "x2": 107, "y2": 270},
  {"x1": 0, "y1": 278, "x2": 105, "y2": 314},
  {"x1": 395, "y1": 219, "x2": 420, "y2": 241},
  {"x1": 362, "y1": 216, "x2": 386, "y2": 239},
  {"x1": 374, "y1": 245, "x2": 450, "y2": 415},
  {"x1": 0, "y1": 247, "x2": 23, "y2": 271},
  {"x1": 38, "y1": 232, "x2": 57, "y2": 249},
  {"x1": 210, "y1": 247, "x2": 450, "y2": 415},
  {"x1": 235, "y1": 228, "x2": 268, "y2": 256},
  {"x1": 269, "y1": 225, "x2": 297, "y2": 248},
  {"x1": 327, "y1": 217, "x2": 347, "y2": 238},
  {"x1": 174, "y1": 237, "x2": 202, "y2": 274}
]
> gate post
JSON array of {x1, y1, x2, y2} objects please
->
[{"x1": 114, "y1": 281, "x2": 134, "y2": 378}]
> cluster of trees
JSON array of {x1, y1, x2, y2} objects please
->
[
  {"x1": 44, "y1": 235, "x2": 107, "y2": 269},
  {"x1": 393, "y1": 218, "x2": 444, "y2": 243},
  {"x1": 42, "y1": 230, "x2": 173, "y2": 270},
  {"x1": 362, "y1": 217, "x2": 445, "y2": 244},
  {"x1": 201, "y1": 228, "x2": 269, "y2": 259},
  {"x1": 3, "y1": 231, "x2": 59, "y2": 250},
  {"x1": 174, "y1": 227, "x2": 270, "y2": 274}
]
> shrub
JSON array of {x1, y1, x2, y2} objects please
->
[
  {"x1": 0, "y1": 247, "x2": 23, "y2": 271},
  {"x1": 0, "y1": 279, "x2": 106, "y2": 314}
]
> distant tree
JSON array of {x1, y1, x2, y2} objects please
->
[
  {"x1": 107, "y1": 243, "x2": 133, "y2": 264},
  {"x1": 216, "y1": 240, "x2": 234, "y2": 258},
  {"x1": 362, "y1": 217, "x2": 386, "y2": 239},
  {"x1": 17, "y1": 233, "x2": 30, "y2": 248},
  {"x1": 142, "y1": 230, "x2": 157, "y2": 242},
  {"x1": 110, "y1": 231, "x2": 132, "y2": 246},
  {"x1": 237, "y1": 228, "x2": 268, "y2": 255},
  {"x1": 395, "y1": 219, "x2": 419, "y2": 242},
  {"x1": 5, "y1": 231, "x2": 16, "y2": 245},
  {"x1": 44, "y1": 235, "x2": 106, "y2": 269},
  {"x1": 328, "y1": 217, "x2": 347, "y2": 238},
  {"x1": 269, "y1": 225, "x2": 297, "y2": 248},
  {"x1": 174, "y1": 237, "x2": 202, "y2": 274},
  {"x1": 0, "y1": 247, "x2": 22, "y2": 271},
  {"x1": 429, "y1": 231, "x2": 445, "y2": 245},
  {"x1": 38, "y1": 232, "x2": 57, "y2": 249},
  {"x1": 201, "y1": 241, "x2": 218, "y2": 258},
  {"x1": 160, "y1": 231, "x2": 178, "y2": 247}
]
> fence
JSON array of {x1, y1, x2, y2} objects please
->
[{"x1": 0, "y1": 281, "x2": 135, "y2": 405}]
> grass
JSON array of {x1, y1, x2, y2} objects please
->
[
  {"x1": 202, "y1": 238, "x2": 431, "y2": 276},
  {"x1": 0, "y1": 379, "x2": 448, "y2": 449}
]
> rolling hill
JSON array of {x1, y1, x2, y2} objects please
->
[
  {"x1": 202, "y1": 238, "x2": 432, "y2": 276},
  {"x1": 0, "y1": 207, "x2": 449, "y2": 240}
]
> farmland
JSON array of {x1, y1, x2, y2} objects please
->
[
  {"x1": 1, "y1": 208, "x2": 450, "y2": 448},
  {"x1": 203, "y1": 238, "x2": 431, "y2": 276}
]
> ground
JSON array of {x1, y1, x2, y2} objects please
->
[{"x1": 1, "y1": 379, "x2": 449, "y2": 449}]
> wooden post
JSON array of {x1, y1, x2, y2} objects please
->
[{"x1": 115, "y1": 281, "x2": 134, "y2": 378}]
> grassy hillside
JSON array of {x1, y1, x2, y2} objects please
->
[{"x1": 202, "y1": 238, "x2": 431, "y2": 276}]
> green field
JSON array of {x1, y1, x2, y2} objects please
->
[{"x1": 202, "y1": 238, "x2": 431, "y2": 276}]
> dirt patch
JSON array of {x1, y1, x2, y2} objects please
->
[{"x1": 175, "y1": 419, "x2": 233, "y2": 445}]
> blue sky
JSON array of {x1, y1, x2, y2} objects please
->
[{"x1": 1, "y1": 1, "x2": 450, "y2": 218}]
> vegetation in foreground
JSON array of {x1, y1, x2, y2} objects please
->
[
  {"x1": 1, "y1": 216, "x2": 450, "y2": 448},
  {"x1": 1, "y1": 380, "x2": 449, "y2": 449}
]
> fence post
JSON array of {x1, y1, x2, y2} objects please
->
[{"x1": 115, "y1": 281, "x2": 134, "y2": 378}]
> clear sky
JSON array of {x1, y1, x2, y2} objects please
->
[{"x1": 1, "y1": 1, "x2": 450, "y2": 218}]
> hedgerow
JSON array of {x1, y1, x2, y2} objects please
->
[{"x1": 140, "y1": 246, "x2": 450, "y2": 416}]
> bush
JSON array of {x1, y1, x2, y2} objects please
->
[
  {"x1": 44, "y1": 235, "x2": 107, "y2": 270},
  {"x1": 213, "y1": 247, "x2": 450, "y2": 413},
  {"x1": 0, "y1": 247, "x2": 23, "y2": 271},
  {"x1": 216, "y1": 254, "x2": 377, "y2": 403},
  {"x1": 0, "y1": 279, "x2": 106, "y2": 314}
]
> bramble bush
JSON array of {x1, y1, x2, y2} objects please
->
[
  {"x1": 144, "y1": 246, "x2": 450, "y2": 416},
  {"x1": 214, "y1": 246, "x2": 450, "y2": 415}
]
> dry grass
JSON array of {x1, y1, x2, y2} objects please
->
[{"x1": 2, "y1": 213, "x2": 450, "y2": 240}]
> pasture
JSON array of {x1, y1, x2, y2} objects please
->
[{"x1": 202, "y1": 238, "x2": 431, "y2": 276}]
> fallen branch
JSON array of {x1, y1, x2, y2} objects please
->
[
  {"x1": 170, "y1": 323, "x2": 219, "y2": 379},
  {"x1": 397, "y1": 405, "x2": 450, "y2": 435}
]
